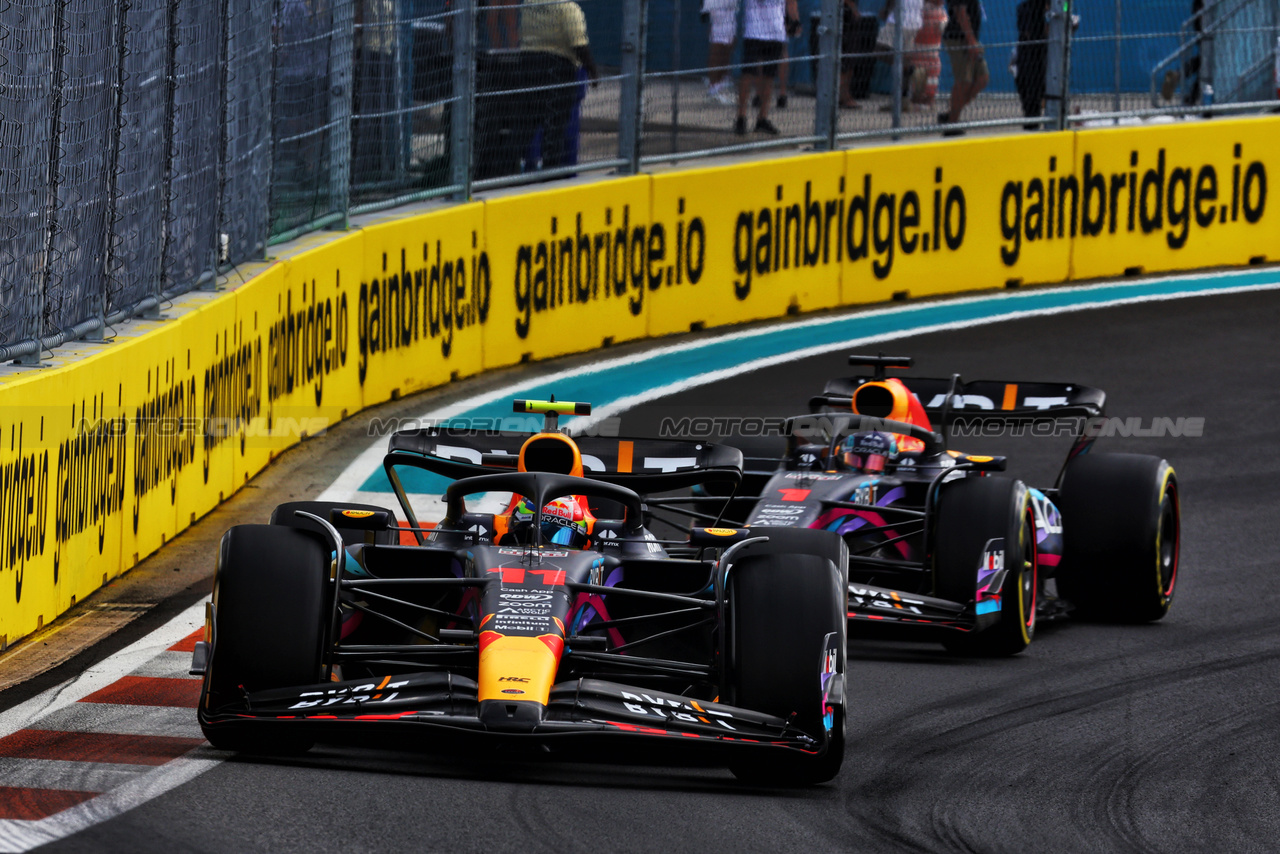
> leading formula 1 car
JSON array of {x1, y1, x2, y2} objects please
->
[
  {"x1": 194, "y1": 400, "x2": 848, "y2": 785},
  {"x1": 655, "y1": 355, "x2": 1180, "y2": 656}
]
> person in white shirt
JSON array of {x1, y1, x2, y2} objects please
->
[
  {"x1": 875, "y1": 0, "x2": 924, "y2": 104},
  {"x1": 703, "y1": 0, "x2": 741, "y2": 104},
  {"x1": 736, "y1": 0, "x2": 798, "y2": 135},
  {"x1": 877, "y1": 0, "x2": 924, "y2": 56}
]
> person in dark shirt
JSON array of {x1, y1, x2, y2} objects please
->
[
  {"x1": 1015, "y1": 0, "x2": 1049, "y2": 128},
  {"x1": 1184, "y1": 0, "x2": 1204, "y2": 105},
  {"x1": 939, "y1": 0, "x2": 987, "y2": 133}
]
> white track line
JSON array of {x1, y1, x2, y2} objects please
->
[
  {"x1": 0, "y1": 601, "x2": 206, "y2": 740},
  {"x1": 0, "y1": 601, "x2": 211, "y2": 853}
]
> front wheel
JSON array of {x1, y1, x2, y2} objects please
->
[
  {"x1": 200, "y1": 525, "x2": 329, "y2": 753},
  {"x1": 724, "y1": 529, "x2": 847, "y2": 785},
  {"x1": 934, "y1": 476, "x2": 1038, "y2": 657}
]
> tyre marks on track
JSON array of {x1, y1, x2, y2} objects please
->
[
  {"x1": 839, "y1": 622, "x2": 1280, "y2": 853},
  {"x1": 0, "y1": 603, "x2": 214, "y2": 852}
]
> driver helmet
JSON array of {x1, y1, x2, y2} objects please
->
[
  {"x1": 841, "y1": 431, "x2": 899, "y2": 474},
  {"x1": 511, "y1": 495, "x2": 590, "y2": 548}
]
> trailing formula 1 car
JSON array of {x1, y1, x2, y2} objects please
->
[
  {"x1": 194, "y1": 400, "x2": 848, "y2": 785},
  {"x1": 656, "y1": 356, "x2": 1180, "y2": 656}
]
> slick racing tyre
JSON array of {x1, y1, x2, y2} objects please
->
[
  {"x1": 200, "y1": 524, "x2": 329, "y2": 753},
  {"x1": 725, "y1": 528, "x2": 847, "y2": 786},
  {"x1": 270, "y1": 500, "x2": 401, "y2": 546},
  {"x1": 1056, "y1": 453, "x2": 1179, "y2": 623},
  {"x1": 934, "y1": 476, "x2": 1038, "y2": 657}
]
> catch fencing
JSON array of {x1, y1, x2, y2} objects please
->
[{"x1": 0, "y1": 0, "x2": 1277, "y2": 357}]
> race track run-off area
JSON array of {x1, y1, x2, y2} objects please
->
[{"x1": 2, "y1": 271, "x2": 1280, "y2": 852}]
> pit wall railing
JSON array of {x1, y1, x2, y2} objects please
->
[{"x1": 0, "y1": 116, "x2": 1275, "y2": 652}]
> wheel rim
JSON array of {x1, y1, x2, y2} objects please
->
[
  {"x1": 1022, "y1": 509, "x2": 1037, "y2": 633},
  {"x1": 1158, "y1": 483, "x2": 1179, "y2": 599},
  {"x1": 1008, "y1": 506, "x2": 1038, "y2": 645}
]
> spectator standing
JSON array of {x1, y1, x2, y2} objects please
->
[
  {"x1": 519, "y1": 0, "x2": 598, "y2": 170},
  {"x1": 703, "y1": 0, "x2": 740, "y2": 105},
  {"x1": 875, "y1": 0, "x2": 924, "y2": 103},
  {"x1": 1183, "y1": 0, "x2": 1205, "y2": 105},
  {"x1": 1014, "y1": 0, "x2": 1049, "y2": 128},
  {"x1": 839, "y1": 0, "x2": 877, "y2": 108},
  {"x1": 939, "y1": 0, "x2": 987, "y2": 133},
  {"x1": 910, "y1": 0, "x2": 947, "y2": 109},
  {"x1": 736, "y1": 0, "x2": 799, "y2": 134},
  {"x1": 760, "y1": 18, "x2": 802, "y2": 110}
]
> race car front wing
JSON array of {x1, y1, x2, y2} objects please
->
[
  {"x1": 198, "y1": 673, "x2": 837, "y2": 760},
  {"x1": 847, "y1": 582, "x2": 993, "y2": 631}
]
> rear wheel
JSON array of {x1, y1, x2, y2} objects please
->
[
  {"x1": 1056, "y1": 454, "x2": 1179, "y2": 622},
  {"x1": 725, "y1": 529, "x2": 847, "y2": 786},
  {"x1": 934, "y1": 476, "x2": 1037, "y2": 657},
  {"x1": 200, "y1": 525, "x2": 329, "y2": 753}
]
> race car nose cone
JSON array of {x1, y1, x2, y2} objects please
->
[{"x1": 479, "y1": 698, "x2": 546, "y2": 731}]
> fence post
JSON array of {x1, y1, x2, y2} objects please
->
[
  {"x1": 891, "y1": 5, "x2": 904, "y2": 136},
  {"x1": 1045, "y1": 0, "x2": 1073, "y2": 130},
  {"x1": 814, "y1": 0, "x2": 841, "y2": 150},
  {"x1": 328, "y1": 0, "x2": 354, "y2": 228},
  {"x1": 450, "y1": 0, "x2": 476, "y2": 199},
  {"x1": 669, "y1": 0, "x2": 680, "y2": 157},
  {"x1": 617, "y1": 0, "x2": 646, "y2": 174},
  {"x1": 1112, "y1": 0, "x2": 1122, "y2": 114},
  {"x1": 209, "y1": 0, "x2": 230, "y2": 290}
]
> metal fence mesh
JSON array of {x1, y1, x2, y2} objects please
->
[
  {"x1": 0, "y1": 0, "x2": 1277, "y2": 353},
  {"x1": 271, "y1": 0, "x2": 351, "y2": 239},
  {"x1": 0, "y1": 0, "x2": 57, "y2": 347},
  {"x1": 163, "y1": 0, "x2": 221, "y2": 292},
  {"x1": 349, "y1": 0, "x2": 455, "y2": 209},
  {"x1": 107, "y1": 0, "x2": 169, "y2": 317},
  {"x1": 472, "y1": 0, "x2": 624, "y2": 185},
  {"x1": 640, "y1": 0, "x2": 820, "y2": 159},
  {"x1": 222, "y1": 0, "x2": 274, "y2": 265},
  {"x1": 45, "y1": 0, "x2": 121, "y2": 334},
  {"x1": 1216, "y1": 0, "x2": 1278, "y2": 103}
]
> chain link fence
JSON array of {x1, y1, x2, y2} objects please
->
[
  {"x1": 349, "y1": 0, "x2": 456, "y2": 211},
  {"x1": 0, "y1": 0, "x2": 1277, "y2": 356},
  {"x1": 469, "y1": 0, "x2": 627, "y2": 189},
  {"x1": 222, "y1": 0, "x2": 274, "y2": 265},
  {"x1": 107, "y1": 0, "x2": 169, "y2": 319},
  {"x1": 0, "y1": 0, "x2": 58, "y2": 351},
  {"x1": 271, "y1": 0, "x2": 352, "y2": 241}
]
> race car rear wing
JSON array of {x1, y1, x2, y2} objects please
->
[
  {"x1": 811, "y1": 376, "x2": 1106, "y2": 422},
  {"x1": 386, "y1": 427, "x2": 744, "y2": 493}
]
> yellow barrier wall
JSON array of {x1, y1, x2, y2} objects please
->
[{"x1": 1, "y1": 117, "x2": 1276, "y2": 650}]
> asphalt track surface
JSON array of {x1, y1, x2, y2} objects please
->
[{"x1": 29, "y1": 287, "x2": 1280, "y2": 852}]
